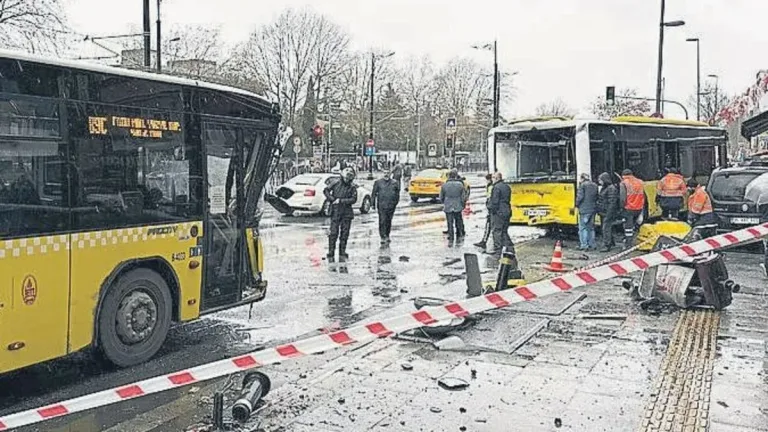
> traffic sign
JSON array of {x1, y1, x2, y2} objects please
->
[
  {"x1": 445, "y1": 117, "x2": 457, "y2": 134},
  {"x1": 293, "y1": 136, "x2": 301, "y2": 146},
  {"x1": 293, "y1": 144, "x2": 302, "y2": 154},
  {"x1": 366, "y1": 139, "x2": 375, "y2": 147},
  {"x1": 364, "y1": 139, "x2": 375, "y2": 156},
  {"x1": 427, "y1": 143, "x2": 437, "y2": 157}
]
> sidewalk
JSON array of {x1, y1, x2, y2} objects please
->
[{"x1": 242, "y1": 251, "x2": 767, "y2": 432}]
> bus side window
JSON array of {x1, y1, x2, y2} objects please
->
[{"x1": 626, "y1": 142, "x2": 659, "y2": 181}]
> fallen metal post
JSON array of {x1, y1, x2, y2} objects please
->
[
  {"x1": 231, "y1": 372, "x2": 271, "y2": 423},
  {"x1": 495, "y1": 247, "x2": 521, "y2": 292},
  {"x1": 212, "y1": 392, "x2": 224, "y2": 429}
]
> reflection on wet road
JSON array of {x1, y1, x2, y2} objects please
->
[{"x1": 0, "y1": 177, "x2": 544, "y2": 431}]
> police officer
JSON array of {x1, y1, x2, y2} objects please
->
[
  {"x1": 687, "y1": 178, "x2": 717, "y2": 239},
  {"x1": 324, "y1": 168, "x2": 358, "y2": 262},
  {"x1": 474, "y1": 173, "x2": 494, "y2": 249},
  {"x1": 619, "y1": 169, "x2": 645, "y2": 247},
  {"x1": 371, "y1": 168, "x2": 400, "y2": 244},
  {"x1": 656, "y1": 167, "x2": 687, "y2": 219}
]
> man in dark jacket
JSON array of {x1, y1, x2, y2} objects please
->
[
  {"x1": 324, "y1": 168, "x2": 358, "y2": 262},
  {"x1": 488, "y1": 171, "x2": 513, "y2": 255},
  {"x1": 597, "y1": 172, "x2": 619, "y2": 252},
  {"x1": 371, "y1": 169, "x2": 400, "y2": 244},
  {"x1": 439, "y1": 169, "x2": 468, "y2": 241},
  {"x1": 392, "y1": 162, "x2": 403, "y2": 188},
  {"x1": 576, "y1": 173, "x2": 599, "y2": 250}
]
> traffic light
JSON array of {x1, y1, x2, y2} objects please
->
[
  {"x1": 445, "y1": 133, "x2": 454, "y2": 150},
  {"x1": 606, "y1": 86, "x2": 615, "y2": 105}
]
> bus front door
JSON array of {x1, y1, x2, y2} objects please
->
[{"x1": 202, "y1": 123, "x2": 246, "y2": 312}]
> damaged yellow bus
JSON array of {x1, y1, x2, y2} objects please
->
[
  {"x1": 487, "y1": 116, "x2": 728, "y2": 228},
  {"x1": 0, "y1": 50, "x2": 283, "y2": 374}
]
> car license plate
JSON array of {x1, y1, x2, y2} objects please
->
[
  {"x1": 731, "y1": 217, "x2": 759, "y2": 225},
  {"x1": 525, "y1": 209, "x2": 549, "y2": 217}
]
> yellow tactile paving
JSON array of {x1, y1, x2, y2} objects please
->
[{"x1": 639, "y1": 309, "x2": 720, "y2": 432}]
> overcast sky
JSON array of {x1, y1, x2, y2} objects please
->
[{"x1": 65, "y1": 0, "x2": 768, "y2": 118}]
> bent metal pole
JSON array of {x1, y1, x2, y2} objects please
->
[{"x1": 2, "y1": 223, "x2": 767, "y2": 431}]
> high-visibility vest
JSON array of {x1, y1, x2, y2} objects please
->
[
  {"x1": 688, "y1": 186, "x2": 713, "y2": 215},
  {"x1": 486, "y1": 183, "x2": 494, "y2": 198},
  {"x1": 622, "y1": 175, "x2": 645, "y2": 210},
  {"x1": 657, "y1": 173, "x2": 687, "y2": 198}
]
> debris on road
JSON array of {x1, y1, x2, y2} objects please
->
[
  {"x1": 433, "y1": 335, "x2": 467, "y2": 351},
  {"x1": 430, "y1": 407, "x2": 442, "y2": 413},
  {"x1": 438, "y1": 377, "x2": 470, "y2": 391},
  {"x1": 401, "y1": 363, "x2": 413, "y2": 371}
]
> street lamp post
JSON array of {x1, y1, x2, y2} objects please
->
[
  {"x1": 156, "y1": 0, "x2": 162, "y2": 72},
  {"x1": 368, "y1": 51, "x2": 395, "y2": 180},
  {"x1": 654, "y1": 0, "x2": 685, "y2": 115},
  {"x1": 472, "y1": 41, "x2": 500, "y2": 128},
  {"x1": 686, "y1": 37, "x2": 700, "y2": 121}
]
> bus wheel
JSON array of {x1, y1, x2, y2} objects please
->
[{"x1": 97, "y1": 268, "x2": 172, "y2": 368}]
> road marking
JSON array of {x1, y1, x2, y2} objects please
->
[{"x1": 639, "y1": 309, "x2": 720, "y2": 432}]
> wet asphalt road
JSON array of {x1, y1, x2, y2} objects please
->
[{"x1": 0, "y1": 174, "x2": 543, "y2": 431}]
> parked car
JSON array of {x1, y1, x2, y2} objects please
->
[
  {"x1": 266, "y1": 173, "x2": 372, "y2": 216},
  {"x1": 707, "y1": 163, "x2": 768, "y2": 232},
  {"x1": 408, "y1": 168, "x2": 470, "y2": 203}
]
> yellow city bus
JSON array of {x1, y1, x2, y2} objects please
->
[
  {"x1": 487, "y1": 116, "x2": 728, "y2": 227},
  {"x1": 0, "y1": 50, "x2": 283, "y2": 374}
]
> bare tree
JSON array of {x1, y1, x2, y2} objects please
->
[
  {"x1": 233, "y1": 8, "x2": 350, "y2": 128},
  {"x1": 591, "y1": 88, "x2": 652, "y2": 120},
  {"x1": 163, "y1": 25, "x2": 223, "y2": 78},
  {"x1": 688, "y1": 81, "x2": 731, "y2": 125},
  {"x1": 535, "y1": 98, "x2": 576, "y2": 117},
  {"x1": 434, "y1": 57, "x2": 489, "y2": 119},
  {"x1": 0, "y1": 0, "x2": 70, "y2": 53}
]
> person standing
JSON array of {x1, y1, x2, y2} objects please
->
[
  {"x1": 392, "y1": 162, "x2": 403, "y2": 188},
  {"x1": 575, "y1": 173, "x2": 599, "y2": 251},
  {"x1": 619, "y1": 169, "x2": 645, "y2": 248},
  {"x1": 686, "y1": 179, "x2": 717, "y2": 239},
  {"x1": 324, "y1": 168, "x2": 358, "y2": 262},
  {"x1": 597, "y1": 172, "x2": 620, "y2": 252},
  {"x1": 474, "y1": 173, "x2": 494, "y2": 249},
  {"x1": 403, "y1": 164, "x2": 413, "y2": 192},
  {"x1": 656, "y1": 167, "x2": 686, "y2": 219},
  {"x1": 371, "y1": 169, "x2": 400, "y2": 244},
  {"x1": 488, "y1": 171, "x2": 514, "y2": 255},
  {"x1": 439, "y1": 169, "x2": 467, "y2": 242}
]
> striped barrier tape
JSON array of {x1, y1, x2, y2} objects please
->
[{"x1": 2, "y1": 222, "x2": 767, "y2": 431}]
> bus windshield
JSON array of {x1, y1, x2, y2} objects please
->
[{"x1": 496, "y1": 128, "x2": 575, "y2": 181}]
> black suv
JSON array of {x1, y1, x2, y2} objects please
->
[{"x1": 707, "y1": 162, "x2": 768, "y2": 232}]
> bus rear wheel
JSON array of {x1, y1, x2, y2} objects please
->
[{"x1": 97, "y1": 268, "x2": 172, "y2": 368}]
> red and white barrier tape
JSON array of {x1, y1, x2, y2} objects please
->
[{"x1": 2, "y1": 223, "x2": 767, "y2": 431}]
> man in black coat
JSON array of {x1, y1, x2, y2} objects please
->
[
  {"x1": 597, "y1": 172, "x2": 619, "y2": 252},
  {"x1": 324, "y1": 168, "x2": 358, "y2": 262},
  {"x1": 488, "y1": 171, "x2": 514, "y2": 255},
  {"x1": 371, "y1": 169, "x2": 400, "y2": 244}
]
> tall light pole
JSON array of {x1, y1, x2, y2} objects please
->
[
  {"x1": 686, "y1": 37, "x2": 700, "y2": 120},
  {"x1": 472, "y1": 40, "x2": 500, "y2": 127},
  {"x1": 368, "y1": 51, "x2": 395, "y2": 180},
  {"x1": 654, "y1": 0, "x2": 685, "y2": 115},
  {"x1": 143, "y1": 0, "x2": 151, "y2": 68},
  {"x1": 156, "y1": 0, "x2": 162, "y2": 72}
]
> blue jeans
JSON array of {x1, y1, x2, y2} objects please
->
[{"x1": 578, "y1": 212, "x2": 596, "y2": 249}]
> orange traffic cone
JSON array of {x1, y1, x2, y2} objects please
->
[{"x1": 542, "y1": 241, "x2": 570, "y2": 273}]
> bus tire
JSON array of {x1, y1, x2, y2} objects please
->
[{"x1": 97, "y1": 268, "x2": 172, "y2": 368}]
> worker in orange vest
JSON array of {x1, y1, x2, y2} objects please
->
[
  {"x1": 619, "y1": 169, "x2": 645, "y2": 247},
  {"x1": 687, "y1": 178, "x2": 717, "y2": 239},
  {"x1": 656, "y1": 167, "x2": 687, "y2": 220}
]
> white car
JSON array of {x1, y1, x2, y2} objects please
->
[{"x1": 266, "y1": 173, "x2": 372, "y2": 216}]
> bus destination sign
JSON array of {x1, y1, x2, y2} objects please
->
[{"x1": 88, "y1": 115, "x2": 182, "y2": 139}]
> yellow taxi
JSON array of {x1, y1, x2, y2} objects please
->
[{"x1": 409, "y1": 168, "x2": 470, "y2": 203}]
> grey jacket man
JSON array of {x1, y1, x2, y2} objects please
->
[
  {"x1": 576, "y1": 179, "x2": 599, "y2": 215},
  {"x1": 439, "y1": 179, "x2": 467, "y2": 213}
]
